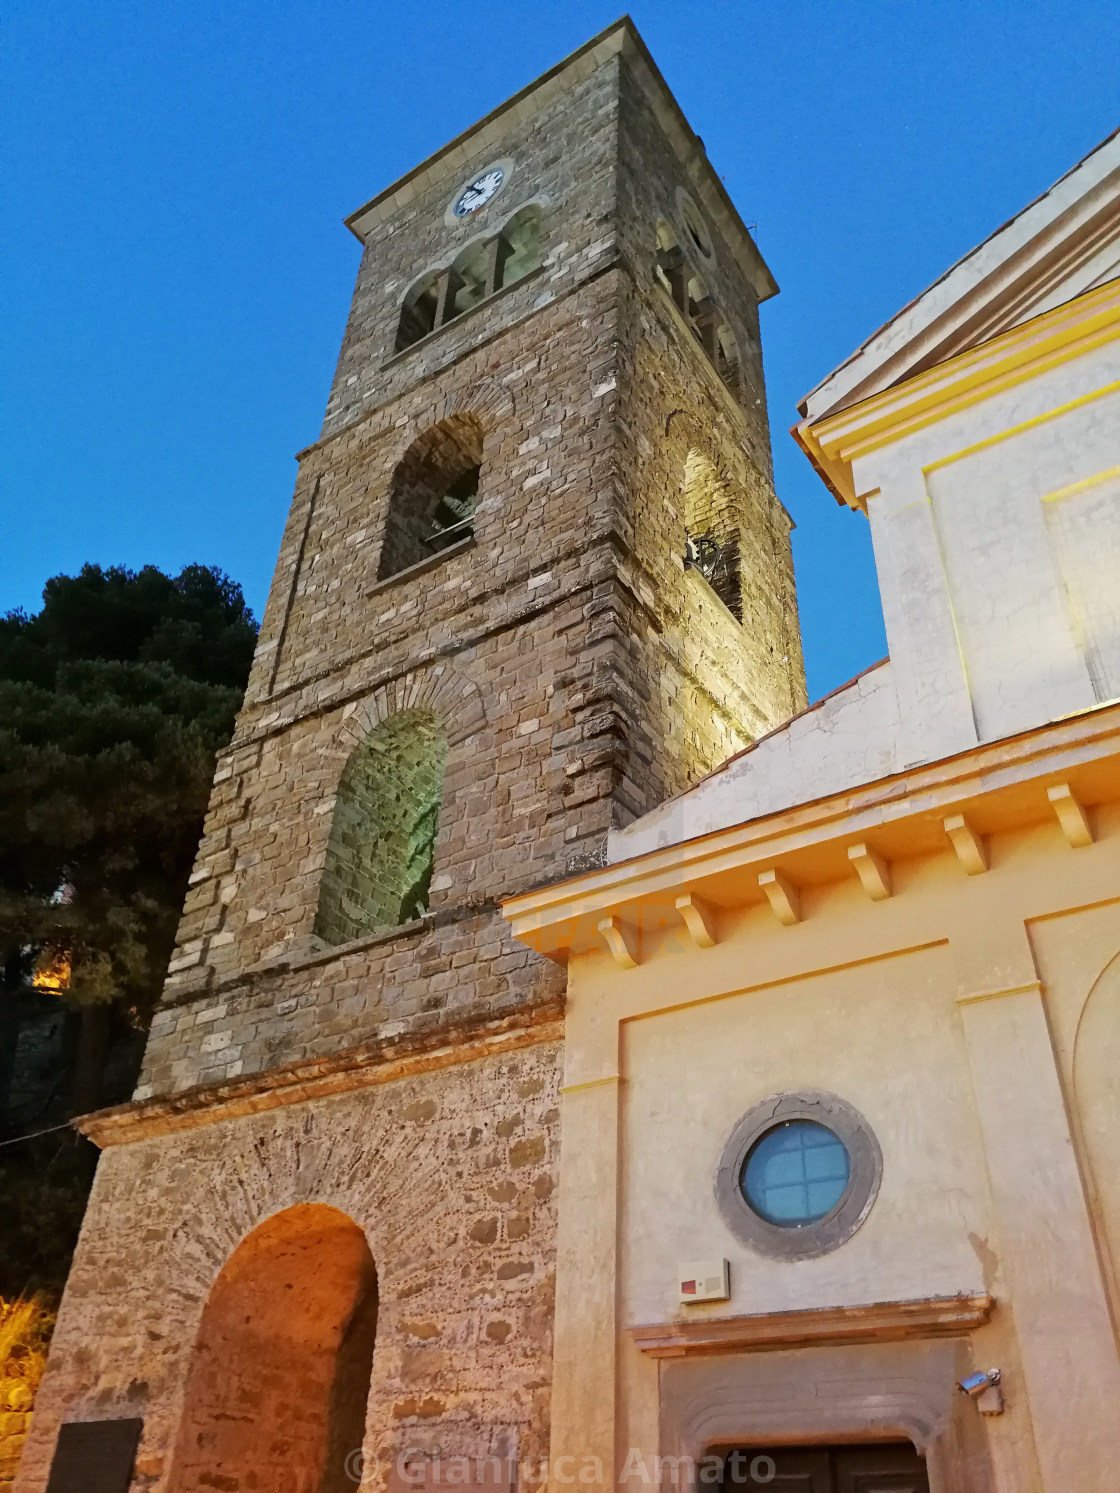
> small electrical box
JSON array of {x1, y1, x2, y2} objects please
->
[{"x1": 678, "y1": 1258, "x2": 730, "y2": 1303}]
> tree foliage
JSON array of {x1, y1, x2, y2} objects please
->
[{"x1": 0, "y1": 563, "x2": 257, "y2": 1026}]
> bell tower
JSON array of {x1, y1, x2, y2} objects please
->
[
  {"x1": 138, "y1": 19, "x2": 803, "y2": 1065},
  {"x1": 20, "y1": 21, "x2": 804, "y2": 1493}
]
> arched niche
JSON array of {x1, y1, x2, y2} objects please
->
[
  {"x1": 1072, "y1": 947, "x2": 1120, "y2": 1312},
  {"x1": 314, "y1": 707, "x2": 450, "y2": 947},
  {"x1": 168, "y1": 1203, "x2": 378, "y2": 1493}
]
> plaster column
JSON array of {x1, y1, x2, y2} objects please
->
[
  {"x1": 951, "y1": 908, "x2": 1120, "y2": 1491},
  {"x1": 858, "y1": 462, "x2": 978, "y2": 766},
  {"x1": 548, "y1": 966, "x2": 621, "y2": 1493}
]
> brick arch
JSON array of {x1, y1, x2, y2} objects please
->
[
  {"x1": 167, "y1": 1202, "x2": 377, "y2": 1493},
  {"x1": 426, "y1": 371, "x2": 517, "y2": 429},
  {"x1": 663, "y1": 409, "x2": 732, "y2": 482},
  {"x1": 341, "y1": 661, "x2": 488, "y2": 753}
]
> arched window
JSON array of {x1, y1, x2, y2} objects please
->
[
  {"x1": 655, "y1": 222, "x2": 687, "y2": 311},
  {"x1": 314, "y1": 708, "x2": 450, "y2": 948},
  {"x1": 395, "y1": 271, "x2": 441, "y2": 351},
  {"x1": 445, "y1": 238, "x2": 492, "y2": 323},
  {"x1": 168, "y1": 1205, "x2": 377, "y2": 1493},
  {"x1": 377, "y1": 414, "x2": 483, "y2": 581},
  {"x1": 653, "y1": 227, "x2": 741, "y2": 402},
  {"x1": 682, "y1": 449, "x2": 742, "y2": 622},
  {"x1": 394, "y1": 205, "x2": 543, "y2": 352},
  {"x1": 494, "y1": 204, "x2": 541, "y2": 291},
  {"x1": 717, "y1": 324, "x2": 740, "y2": 394}
]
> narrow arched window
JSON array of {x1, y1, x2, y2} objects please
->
[
  {"x1": 445, "y1": 239, "x2": 492, "y2": 323},
  {"x1": 495, "y1": 205, "x2": 541, "y2": 291},
  {"x1": 395, "y1": 271, "x2": 441, "y2": 351},
  {"x1": 377, "y1": 414, "x2": 483, "y2": 581},
  {"x1": 682, "y1": 449, "x2": 742, "y2": 622},
  {"x1": 655, "y1": 222, "x2": 688, "y2": 312},
  {"x1": 717, "y1": 324, "x2": 741, "y2": 395},
  {"x1": 314, "y1": 709, "x2": 450, "y2": 947}
]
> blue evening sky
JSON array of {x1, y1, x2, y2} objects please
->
[{"x1": 3, "y1": 2, "x2": 1117, "y2": 700}]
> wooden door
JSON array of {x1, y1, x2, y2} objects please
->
[
  {"x1": 740, "y1": 1449, "x2": 830, "y2": 1491},
  {"x1": 833, "y1": 1443, "x2": 929, "y2": 1492},
  {"x1": 723, "y1": 1443, "x2": 928, "y2": 1493}
]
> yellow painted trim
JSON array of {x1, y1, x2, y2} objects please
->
[
  {"x1": 798, "y1": 278, "x2": 1120, "y2": 509},
  {"x1": 923, "y1": 380, "x2": 1120, "y2": 476},
  {"x1": 838, "y1": 321, "x2": 1120, "y2": 465},
  {"x1": 558, "y1": 1074, "x2": 620, "y2": 1094},
  {"x1": 1042, "y1": 461, "x2": 1120, "y2": 506},
  {"x1": 956, "y1": 979, "x2": 1044, "y2": 1007},
  {"x1": 501, "y1": 702, "x2": 1120, "y2": 951}
]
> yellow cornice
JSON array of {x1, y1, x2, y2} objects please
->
[
  {"x1": 502, "y1": 702, "x2": 1120, "y2": 959},
  {"x1": 795, "y1": 278, "x2": 1120, "y2": 510}
]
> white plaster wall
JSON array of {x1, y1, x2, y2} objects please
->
[
  {"x1": 858, "y1": 336, "x2": 1120, "y2": 750},
  {"x1": 1046, "y1": 467, "x2": 1120, "y2": 699},
  {"x1": 608, "y1": 659, "x2": 900, "y2": 860},
  {"x1": 620, "y1": 946, "x2": 993, "y2": 1324}
]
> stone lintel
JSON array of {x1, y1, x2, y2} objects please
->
[{"x1": 630, "y1": 1293, "x2": 995, "y2": 1358}]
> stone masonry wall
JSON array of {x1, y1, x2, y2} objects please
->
[
  {"x1": 319, "y1": 64, "x2": 621, "y2": 440},
  {"x1": 15, "y1": 1041, "x2": 561, "y2": 1493}
]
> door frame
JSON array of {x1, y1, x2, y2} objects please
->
[{"x1": 654, "y1": 1339, "x2": 994, "y2": 1493}]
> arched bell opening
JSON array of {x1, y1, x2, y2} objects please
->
[
  {"x1": 682, "y1": 449, "x2": 743, "y2": 622},
  {"x1": 168, "y1": 1204, "x2": 378, "y2": 1493},
  {"x1": 377, "y1": 413, "x2": 484, "y2": 580}
]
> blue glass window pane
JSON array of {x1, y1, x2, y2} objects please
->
[{"x1": 741, "y1": 1120, "x2": 851, "y2": 1227}]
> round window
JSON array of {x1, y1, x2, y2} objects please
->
[
  {"x1": 741, "y1": 1119, "x2": 851, "y2": 1226},
  {"x1": 675, "y1": 187, "x2": 713, "y2": 260},
  {"x1": 716, "y1": 1092, "x2": 882, "y2": 1260}
]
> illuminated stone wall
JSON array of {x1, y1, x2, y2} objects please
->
[{"x1": 16, "y1": 1042, "x2": 561, "y2": 1493}]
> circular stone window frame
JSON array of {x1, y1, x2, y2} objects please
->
[
  {"x1": 675, "y1": 186, "x2": 714, "y2": 261},
  {"x1": 715, "y1": 1091, "x2": 883, "y2": 1261}
]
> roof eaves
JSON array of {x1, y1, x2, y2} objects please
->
[{"x1": 797, "y1": 123, "x2": 1120, "y2": 421}]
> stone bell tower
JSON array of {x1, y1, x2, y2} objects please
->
[{"x1": 18, "y1": 19, "x2": 804, "y2": 1493}]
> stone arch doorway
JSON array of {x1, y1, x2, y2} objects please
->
[{"x1": 168, "y1": 1203, "x2": 378, "y2": 1493}]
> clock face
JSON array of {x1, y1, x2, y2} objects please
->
[{"x1": 453, "y1": 167, "x2": 505, "y2": 218}]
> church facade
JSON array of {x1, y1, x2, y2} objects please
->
[{"x1": 15, "y1": 19, "x2": 1120, "y2": 1493}]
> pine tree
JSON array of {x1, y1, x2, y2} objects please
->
[{"x1": 0, "y1": 563, "x2": 257, "y2": 1116}]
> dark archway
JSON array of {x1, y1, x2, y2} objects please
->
[{"x1": 168, "y1": 1204, "x2": 378, "y2": 1493}]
